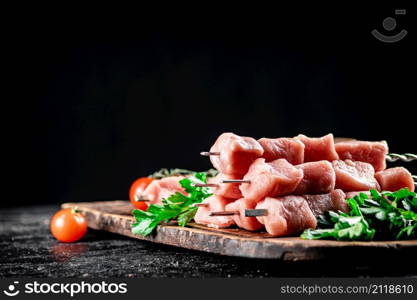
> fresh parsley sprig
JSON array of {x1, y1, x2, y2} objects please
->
[
  {"x1": 131, "y1": 172, "x2": 212, "y2": 236},
  {"x1": 301, "y1": 188, "x2": 417, "y2": 241}
]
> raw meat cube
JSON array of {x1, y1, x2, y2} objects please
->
[
  {"x1": 208, "y1": 173, "x2": 242, "y2": 199},
  {"x1": 296, "y1": 133, "x2": 339, "y2": 162},
  {"x1": 303, "y1": 189, "x2": 349, "y2": 215},
  {"x1": 375, "y1": 167, "x2": 415, "y2": 192},
  {"x1": 239, "y1": 158, "x2": 304, "y2": 205},
  {"x1": 194, "y1": 195, "x2": 235, "y2": 228},
  {"x1": 225, "y1": 198, "x2": 263, "y2": 231},
  {"x1": 209, "y1": 132, "x2": 264, "y2": 175},
  {"x1": 294, "y1": 161, "x2": 335, "y2": 194},
  {"x1": 258, "y1": 137, "x2": 305, "y2": 164},
  {"x1": 256, "y1": 196, "x2": 317, "y2": 237},
  {"x1": 141, "y1": 176, "x2": 186, "y2": 205},
  {"x1": 332, "y1": 160, "x2": 380, "y2": 192},
  {"x1": 335, "y1": 140, "x2": 388, "y2": 171}
]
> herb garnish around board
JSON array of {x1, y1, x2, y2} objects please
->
[
  {"x1": 301, "y1": 188, "x2": 417, "y2": 241},
  {"x1": 149, "y1": 168, "x2": 218, "y2": 179},
  {"x1": 131, "y1": 172, "x2": 212, "y2": 236}
]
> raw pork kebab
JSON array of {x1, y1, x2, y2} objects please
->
[
  {"x1": 137, "y1": 133, "x2": 415, "y2": 237},
  {"x1": 195, "y1": 133, "x2": 415, "y2": 236}
]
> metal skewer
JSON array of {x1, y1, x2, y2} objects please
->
[
  {"x1": 210, "y1": 211, "x2": 238, "y2": 216},
  {"x1": 193, "y1": 203, "x2": 209, "y2": 208},
  {"x1": 200, "y1": 152, "x2": 220, "y2": 156},
  {"x1": 385, "y1": 153, "x2": 417, "y2": 162},
  {"x1": 193, "y1": 183, "x2": 220, "y2": 188},
  {"x1": 222, "y1": 179, "x2": 251, "y2": 183},
  {"x1": 209, "y1": 209, "x2": 268, "y2": 217},
  {"x1": 202, "y1": 150, "x2": 417, "y2": 163},
  {"x1": 193, "y1": 179, "x2": 251, "y2": 188},
  {"x1": 245, "y1": 209, "x2": 268, "y2": 217}
]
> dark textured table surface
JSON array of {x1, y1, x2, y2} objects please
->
[{"x1": 0, "y1": 205, "x2": 416, "y2": 278}]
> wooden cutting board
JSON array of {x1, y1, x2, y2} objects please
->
[{"x1": 62, "y1": 200, "x2": 417, "y2": 261}]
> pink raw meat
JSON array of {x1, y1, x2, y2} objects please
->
[
  {"x1": 141, "y1": 176, "x2": 186, "y2": 205},
  {"x1": 255, "y1": 196, "x2": 317, "y2": 237},
  {"x1": 296, "y1": 134, "x2": 339, "y2": 162},
  {"x1": 294, "y1": 161, "x2": 335, "y2": 194},
  {"x1": 303, "y1": 189, "x2": 349, "y2": 215},
  {"x1": 258, "y1": 137, "x2": 305, "y2": 164},
  {"x1": 225, "y1": 198, "x2": 263, "y2": 231},
  {"x1": 332, "y1": 160, "x2": 380, "y2": 192},
  {"x1": 209, "y1": 132, "x2": 264, "y2": 175},
  {"x1": 335, "y1": 140, "x2": 388, "y2": 171},
  {"x1": 194, "y1": 195, "x2": 235, "y2": 228},
  {"x1": 375, "y1": 167, "x2": 415, "y2": 192},
  {"x1": 239, "y1": 158, "x2": 303, "y2": 205},
  {"x1": 207, "y1": 173, "x2": 242, "y2": 199}
]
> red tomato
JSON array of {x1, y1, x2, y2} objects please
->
[
  {"x1": 129, "y1": 177, "x2": 154, "y2": 210},
  {"x1": 50, "y1": 208, "x2": 87, "y2": 243}
]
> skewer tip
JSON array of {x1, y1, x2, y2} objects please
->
[
  {"x1": 386, "y1": 153, "x2": 417, "y2": 162},
  {"x1": 134, "y1": 195, "x2": 150, "y2": 202},
  {"x1": 200, "y1": 151, "x2": 220, "y2": 156},
  {"x1": 192, "y1": 183, "x2": 219, "y2": 188},
  {"x1": 193, "y1": 203, "x2": 209, "y2": 208},
  {"x1": 245, "y1": 209, "x2": 268, "y2": 217},
  {"x1": 222, "y1": 179, "x2": 251, "y2": 184},
  {"x1": 209, "y1": 211, "x2": 238, "y2": 216}
]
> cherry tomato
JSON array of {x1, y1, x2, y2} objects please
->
[
  {"x1": 50, "y1": 208, "x2": 87, "y2": 243},
  {"x1": 129, "y1": 177, "x2": 154, "y2": 210}
]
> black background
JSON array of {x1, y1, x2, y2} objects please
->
[{"x1": 10, "y1": 4, "x2": 416, "y2": 208}]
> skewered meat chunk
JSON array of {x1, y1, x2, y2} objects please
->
[
  {"x1": 141, "y1": 176, "x2": 187, "y2": 205},
  {"x1": 225, "y1": 198, "x2": 263, "y2": 231},
  {"x1": 256, "y1": 196, "x2": 317, "y2": 237},
  {"x1": 375, "y1": 167, "x2": 415, "y2": 192},
  {"x1": 209, "y1": 132, "x2": 264, "y2": 175},
  {"x1": 335, "y1": 140, "x2": 388, "y2": 171},
  {"x1": 296, "y1": 133, "x2": 339, "y2": 162},
  {"x1": 303, "y1": 189, "x2": 349, "y2": 215},
  {"x1": 294, "y1": 161, "x2": 336, "y2": 194},
  {"x1": 194, "y1": 195, "x2": 235, "y2": 228},
  {"x1": 332, "y1": 160, "x2": 380, "y2": 192},
  {"x1": 255, "y1": 190, "x2": 348, "y2": 237},
  {"x1": 258, "y1": 137, "x2": 305, "y2": 164},
  {"x1": 207, "y1": 173, "x2": 242, "y2": 199},
  {"x1": 239, "y1": 158, "x2": 304, "y2": 205}
]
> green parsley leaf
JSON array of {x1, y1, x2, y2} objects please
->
[
  {"x1": 301, "y1": 188, "x2": 416, "y2": 241},
  {"x1": 177, "y1": 207, "x2": 198, "y2": 227},
  {"x1": 131, "y1": 172, "x2": 212, "y2": 236}
]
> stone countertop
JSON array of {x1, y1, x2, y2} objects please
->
[{"x1": 0, "y1": 205, "x2": 415, "y2": 278}]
